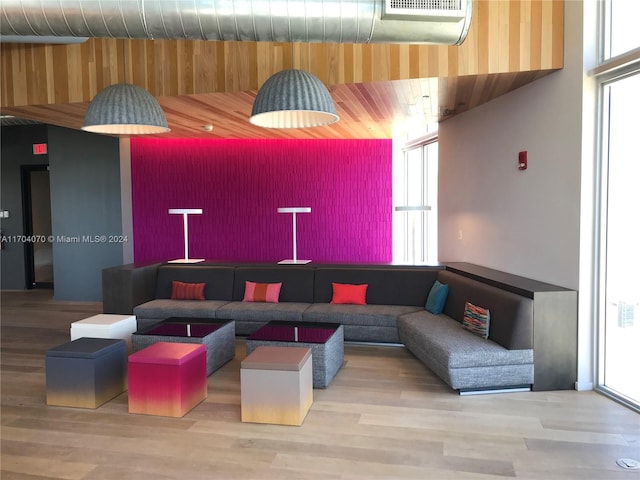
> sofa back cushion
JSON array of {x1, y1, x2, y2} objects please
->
[
  {"x1": 232, "y1": 267, "x2": 315, "y2": 303},
  {"x1": 438, "y1": 270, "x2": 533, "y2": 350},
  {"x1": 155, "y1": 265, "x2": 235, "y2": 301},
  {"x1": 313, "y1": 267, "x2": 441, "y2": 306}
]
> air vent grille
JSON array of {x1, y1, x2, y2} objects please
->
[
  {"x1": 388, "y1": 0, "x2": 462, "y2": 10},
  {"x1": 383, "y1": 0, "x2": 468, "y2": 21}
]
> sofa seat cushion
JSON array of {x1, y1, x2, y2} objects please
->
[
  {"x1": 397, "y1": 311, "x2": 533, "y2": 369},
  {"x1": 304, "y1": 304, "x2": 422, "y2": 328},
  {"x1": 133, "y1": 299, "x2": 228, "y2": 320},
  {"x1": 216, "y1": 302, "x2": 311, "y2": 322}
]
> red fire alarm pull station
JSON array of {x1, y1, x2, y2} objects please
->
[
  {"x1": 518, "y1": 151, "x2": 527, "y2": 170},
  {"x1": 33, "y1": 143, "x2": 48, "y2": 155}
]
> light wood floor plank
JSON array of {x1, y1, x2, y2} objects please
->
[{"x1": 1, "y1": 454, "x2": 96, "y2": 480}]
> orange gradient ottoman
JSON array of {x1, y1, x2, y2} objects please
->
[
  {"x1": 241, "y1": 346, "x2": 313, "y2": 426},
  {"x1": 128, "y1": 342, "x2": 207, "y2": 417}
]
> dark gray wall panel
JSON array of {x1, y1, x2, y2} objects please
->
[{"x1": 48, "y1": 126, "x2": 122, "y2": 301}]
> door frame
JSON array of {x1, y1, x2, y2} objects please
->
[{"x1": 20, "y1": 164, "x2": 53, "y2": 289}]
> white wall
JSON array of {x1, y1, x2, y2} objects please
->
[
  {"x1": 438, "y1": 2, "x2": 584, "y2": 291},
  {"x1": 438, "y1": 1, "x2": 595, "y2": 390}
]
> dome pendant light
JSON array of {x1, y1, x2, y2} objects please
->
[
  {"x1": 249, "y1": 69, "x2": 339, "y2": 129},
  {"x1": 82, "y1": 83, "x2": 170, "y2": 135}
]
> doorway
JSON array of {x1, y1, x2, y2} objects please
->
[{"x1": 21, "y1": 165, "x2": 53, "y2": 288}]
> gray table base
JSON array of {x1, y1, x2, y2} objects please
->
[
  {"x1": 246, "y1": 325, "x2": 344, "y2": 388},
  {"x1": 132, "y1": 321, "x2": 235, "y2": 376}
]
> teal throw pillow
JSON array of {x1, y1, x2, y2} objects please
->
[{"x1": 425, "y1": 280, "x2": 449, "y2": 314}]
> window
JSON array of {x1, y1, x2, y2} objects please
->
[
  {"x1": 595, "y1": 0, "x2": 640, "y2": 411},
  {"x1": 602, "y1": 0, "x2": 640, "y2": 60},
  {"x1": 393, "y1": 134, "x2": 438, "y2": 264}
]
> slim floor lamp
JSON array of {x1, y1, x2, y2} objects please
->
[
  {"x1": 168, "y1": 208, "x2": 204, "y2": 263},
  {"x1": 277, "y1": 207, "x2": 311, "y2": 264}
]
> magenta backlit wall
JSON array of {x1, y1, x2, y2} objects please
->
[{"x1": 131, "y1": 138, "x2": 392, "y2": 263}]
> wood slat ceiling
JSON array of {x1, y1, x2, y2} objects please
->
[
  {"x1": 0, "y1": 0, "x2": 563, "y2": 140},
  {"x1": 0, "y1": 70, "x2": 556, "y2": 140}
]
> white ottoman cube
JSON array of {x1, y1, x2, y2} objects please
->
[
  {"x1": 71, "y1": 314, "x2": 137, "y2": 352},
  {"x1": 241, "y1": 346, "x2": 313, "y2": 426}
]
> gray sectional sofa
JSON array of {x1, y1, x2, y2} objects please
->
[
  {"x1": 398, "y1": 270, "x2": 534, "y2": 392},
  {"x1": 132, "y1": 264, "x2": 437, "y2": 342},
  {"x1": 103, "y1": 262, "x2": 577, "y2": 393}
]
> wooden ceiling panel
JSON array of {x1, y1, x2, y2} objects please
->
[
  {"x1": 0, "y1": 1, "x2": 564, "y2": 139},
  {"x1": 1, "y1": 72, "x2": 556, "y2": 139}
]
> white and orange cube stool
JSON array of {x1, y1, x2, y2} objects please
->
[
  {"x1": 127, "y1": 342, "x2": 207, "y2": 417},
  {"x1": 240, "y1": 346, "x2": 313, "y2": 426}
]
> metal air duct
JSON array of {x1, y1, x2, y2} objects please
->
[{"x1": 0, "y1": 0, "x2": 473, "y2": 45}]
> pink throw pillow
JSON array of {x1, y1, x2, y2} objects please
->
[{"x1": 243, "y1": 281, "x2": 282, "y2": 303}]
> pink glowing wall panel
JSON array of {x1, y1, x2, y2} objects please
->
[{"x1": 131, "y1": 138, "x2": 392, "y2": 263}]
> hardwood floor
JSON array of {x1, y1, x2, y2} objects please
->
[{"x1": 1, "y1": 290, "x2": 638, "y2": 480}]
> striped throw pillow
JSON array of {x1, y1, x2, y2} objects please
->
[
  {"x1": 462, "y1": 301, "x2": 490, "y2": 338},
  {"x1": 243, "y1": 281, "x2": 282, "y2": 303},
  {"x1": 171, "y1": 281, "x2": 206, "y2": 300}
]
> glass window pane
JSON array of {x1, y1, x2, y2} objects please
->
[
  {"x1": 604, "y1": 0, "x2": 640, "y2": 59},
  {"x1": 406, "y1": 148, "x2": 423, "y2": 206},
  {"x1": 601, "y1": 71, "x2": 640, "y2": 405},
  {"x1": 394, "y1": 139, "x2": 438, "y2": 265},
  {"x1": 425, "y1": 142, "x2": 438, "y2": 264}
]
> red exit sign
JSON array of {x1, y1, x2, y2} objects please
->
[{"x1": 33, "y1": 143, "x2": 47, "y2": 155}]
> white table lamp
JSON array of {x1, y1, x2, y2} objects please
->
[
  {"x1": 168, "y1": 208, "x2": 204, "y2": 263},
  {"x1": 277, "y1": 207, "x2": 311, "y2": 264}
]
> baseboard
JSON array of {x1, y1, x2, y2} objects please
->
[
  {"x1": 459, "y1": 386, "x2": 531, "y2": 396},
  {"x1": 575, "y1": 380, "x2": 594, "y2": 391}
]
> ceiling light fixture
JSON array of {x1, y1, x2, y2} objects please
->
[
  {"x1": 249, "y1": 69, "x2": 339, "y2": 129},
  {"x1": 81, "y1": 84, "x2": 170, "y2": 135}
]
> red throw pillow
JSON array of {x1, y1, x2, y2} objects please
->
[
  {"x1": 171, "y1": 281, "x2": 206, "y2": 300},
  {"x1": 330, "y1": 283, "x2": 368, "y2": 305}
]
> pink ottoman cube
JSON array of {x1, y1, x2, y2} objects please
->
[{"x1": 128, "y1": 342, "x2": 207, "y2": 417}]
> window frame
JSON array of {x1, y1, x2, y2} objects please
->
[{"x1": 593, "y1": 12, "x2": 640, "y2": 410}]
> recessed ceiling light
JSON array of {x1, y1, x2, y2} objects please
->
[{"x1": 203, "y1": 125, "x2": 213, "y2": 132}]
